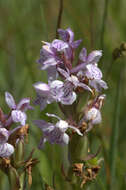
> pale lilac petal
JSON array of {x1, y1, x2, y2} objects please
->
[
  {"x1": 0, "y1": 143, "x2": 14, "y2": 157},
  {"x1": 58, "y1": 29, "x2": 69, "y2": 42},
  {"x1": 33, "y1": 120, "x2": 54, "y2": 132},
  {"x1": 89, "y1": 79, "x2": 108, "y2": 92},
  {"x1": 34, "y1": 96, "x2": 48, "y2": 110},
  {"x1": 17, "y1": 98, "x2": 31, "y2": 111},
  {"x1": 79, "y1": 48, "x2": 87, "y2": 62},
  {"x1": 61, "y1": 133, "x2": 69, "y2": 144},
  {"x1": 51, "y1": 39, "x2": 68, "y2": 51},
  {"x1": 50, "y1": 80, "x2": 64, "y2": 101},
  {"x1": 70, "y1": 62, "x2": 87, "y2": 73},
  {"x1": 64, "y1": 47, "x2": 73, "y2": 61},
  {"x1": 61, "y1": 91, "x2": 77, "y2": 105},
  {"x1": 66, "y1": 28, "x2": 74, "y2": 43},
  {"x1": 77, "y1": 83, "x2": 93, "y2": 93},
  {"x1": 57, "y1": 67, "x2": 70, "y2": 78},
  {"x1": 55, "y1": 120, "x2": 68, "y2": 132},
  {"x1": 92, "y1": 110, "x2": 102, "y2": 125},
  {"x1": 0, "y1": 128, "x2": 9, "y2": 144},
  {"x1": 46, "y1": 113, "x2": 61, "y2": 121},
  {"x1": 42, "y1": 58, "x2": 58, "y2": 70},
  {"x1": 87, "y1": 50, "x2": 102, "y2": 64},
  {"x1": 67, "y1": 75, "x2": 79, "y2": 87},
  {"x1": 85, "y1": 64, "x2": 102, "y2": 80},
  {"x1": 9, "y1": 126, "x2": 22, "y2": 135},
  {"x1": 5, "y1": 92, "x2": 16, "y2": 109},
  {"x1": 33, "y1": 82, "x2": 50, "y2": 96},
  {"x1": 85, "y1": 108, "x2": 101, "y2": 125},
  {"x1": 47, "y1": 66, "x2": 58, "y2": 82},
  {"x1": 11, "y1": 110, "x2": 27, "y2": 126},
  {"x1": 71, "y1": 40, "x2": 82, "y2": 49}
]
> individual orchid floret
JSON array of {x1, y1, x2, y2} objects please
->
[
  {"x1": 58, "y1": 28, "x2": 82, "y2": 49},
  {"x1": 33, "y1": 82, "x2": 54, "y2": 110},
  {"x1": 58, "y1": 28, "x2": 82, "y2": 63},
  {"x1": 71, "y1": 48, "x2": 108, "y2": 92},
  {"x1": 85, "y1": 107, "x2": 102, "y2": 126},
  {"x1": 33, "y1": 113, "x2": 82, "y2": 148},
  {"x1": 79, "y1": 48, "x2": 102, "y2": 65},
  {"x1": 89, "y1": 79, "x2": 108, "y2": 92},
  {"x1": 0, "y1": 128, "x2": 9, "y2": 144},
  {"x1": 81, "y1": 94, "x2": 106, "y2": 132},
  {"x1": 0, "y1": 143, "x2": 14, "y2": 158},
  {"x1": 5, "y1": 92, "x2": 32, "y2": 126},
  {"x1": 85, "y1": 64, "x2": 103, "y2": 80},
  {"x1": 37, "y1": 39, "x2": 68, "y2": 70},
  {"x1": 33, "y1": 79, "x2": 77, "y2": 109},
  {"x1": 57, "y1": 67, "x2": 93, "y2": 93},
  {"x1": 71, "y1": 48, "x2": 102, "y2": 74}
]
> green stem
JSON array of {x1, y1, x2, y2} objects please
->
[
  {"x1": 8, "y1": 166, "x2": 20, "y2": 190},
  {"x1": 100, "y1": 0, "x2": 109, "y2": 51},
  {"x1": 109, "y1": 62, "x2": 123, "y2": 190},
  {"x1": 56, "y1": 0, "x2": 64, "y2": 38}
]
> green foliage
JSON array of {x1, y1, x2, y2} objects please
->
[{"x1": 0, "y1": 0, "x2": 126, "y2": 189}]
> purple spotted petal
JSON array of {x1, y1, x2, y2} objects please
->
[
  {"x1": 33, "y1": 120, "x2": 55, "y2": 136},
  {"x1": 70, "y1": 62, "x2": 87, "y2": 73},
  {"x1": 71, "y1": 40, "x2": 82, "y2": 49},
  {"x1": 0, "y1": 128, "x2": 9, "y2": 144},
  {"x1": 0, "y1": 143, "x2": 14, "y2": 157},
  {"x1": 5, "y1": 92, "x2": 16, "y2": 109},
  {"x1": 85, "y1": 64, "x2": 102, "y2": 80},
  {"x1": 17, "y1": 98, "x2": 32, "y2": 111},
  {"x1": 57, "y1": 67, "x2": 70, "y2": 78},
  {"x1": 50, "y1": 80, "x2": 64, "y2": 101},
  {"x1": 33, "y1": 119, "x2": 52, "y2": 130},
  {"x1": 47, "y1": 66, "x2": 58, "y2": 82},
  {"x1": 42, "y1": 58, "x2": 58, "y2": 70},
  {"x1": 11, "y1": 110, "x2": 27, "y2": 126},
  {"x1": 58, "y1": 29, "x2": 69, "y2": 42},
  {"x1": 89, "y1": 79, "x2": 108, "y2": 92},
  {"x1": 79, "y1": 48, "x2": 87, "y2": 62},
  {"x1": 33, "y1": 82, "x2": 50, "y2": 96},
  {"x1": 61, "y1": 91, "x2": 77, "y2": 105},
  {"x1": 51, "y1": 39, "x2": 68, "y2": 51},
  {"x1": 87, "y1": 50, "x2": 102, "y2": 64}
]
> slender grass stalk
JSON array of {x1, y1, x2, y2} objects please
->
[
  {"x1": 100, "y1": 0, "x2": 109, "y2": 51},
  {"x1": 56, "y1": 0, "x2": 64, "y2": 38},
  {"x1": 109, "y1": 62, "x2": 123, "y2": 190},
  {"x1": 89, "y1": 0, "x2": 95, "y2": 49},
  {"x1": 40, "y1": 2, "x2": 48, "y2": 41}
]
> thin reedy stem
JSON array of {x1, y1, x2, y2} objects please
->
[
  {"x1": 100, "y1": 0, "x2": 109, "y2": 51},
  {"x1": 89, "y1": 0, "x2": 95, "y2": 49},
  {"x1": 56, "y1": 0, "x2": 64, "y2": 38},
  {"x1": 109, "y1": 62, "x2": 123, "y2": 190}
]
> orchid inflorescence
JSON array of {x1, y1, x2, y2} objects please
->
[
  {"x1": 33, "y1": 27, "x2": 108, "y2": 148},
  {"x1": 0, "y1": 92, "x2": 32, "y2": 158}
]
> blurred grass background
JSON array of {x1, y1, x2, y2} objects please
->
[{"x1": 0, "y1": 0, "x2": 126, "y2": 189}]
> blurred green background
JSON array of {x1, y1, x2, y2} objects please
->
[{"x1": 0, "y1": 0, "x2": 126, "y2": 189}]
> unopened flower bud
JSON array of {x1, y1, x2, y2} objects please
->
[
  {"x1": 0, "y1": 128, "x2": 9, "y2": 144},
  {"x1": 0, "y1": 143, "x2": 14, "y2": 157},
  {"x1": 85, "y1": 107, "x2": 101, "y2": 125}
]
